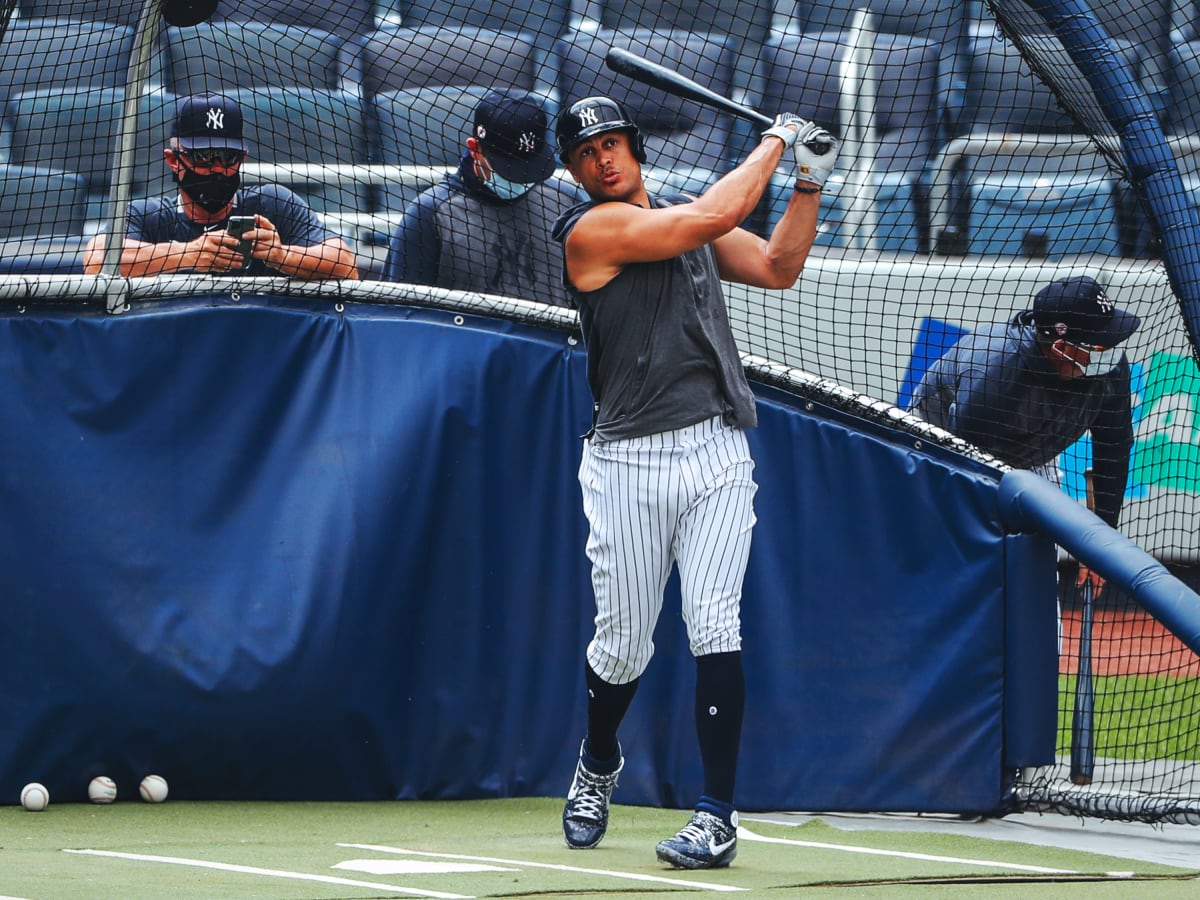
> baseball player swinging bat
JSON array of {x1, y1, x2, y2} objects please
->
[{"x1": 1070, "y1": 467, "x2": 1097, "y2": 785}]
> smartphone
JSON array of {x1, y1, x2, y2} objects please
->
[{"x1": 226, "y1": 215, "x2": 255, "y2": 265}]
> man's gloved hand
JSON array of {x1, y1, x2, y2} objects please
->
[
  {"x1": 793, "y1": 121, "x2": 839, "y2": 189},
  {"x1": 760, "y1": 113, "x2": 806, "y2": 150}
]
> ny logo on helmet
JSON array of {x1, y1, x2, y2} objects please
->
[
  {"x1": 206, "y1": 108, "x2": 225, "y2": 131},
  {"x1": 578, "y1": 106, "x2": 600, "y2": 127}
]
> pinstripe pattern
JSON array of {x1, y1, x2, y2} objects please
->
[{"x1": 579, "y1": 415, "x2": 757, "y2": 685}]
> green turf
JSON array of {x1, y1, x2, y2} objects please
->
[
  {"x1": 1058, "y1": 674, "x2": 1200, "y2": 759},
  {"x1": 1, "y1": 797, "x2": 1197, "y2": 898}
]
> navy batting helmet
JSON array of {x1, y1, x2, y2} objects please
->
[{"x1": 555, "y1": 96, "x2": 646, "y2": 164}]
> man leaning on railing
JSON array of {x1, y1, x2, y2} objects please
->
[{"x1": 83, "y1": 93, "x2": 359, "y2": 280}]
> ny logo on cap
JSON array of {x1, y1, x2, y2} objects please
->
[
  {"x1": 1095, "y1": 289, "x2": 1113, "y2": 314},
  {"x1": 578, "y1": 106, "x2": 599, "y2": 127},
  {"x1": 518, "y1": 131, "x2": 537, "y2": 154},
  {"x1": 206, "y1": 108, "x2": 225, "y2": 131}
]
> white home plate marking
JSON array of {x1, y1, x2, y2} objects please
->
[
  {"x1": 63, "y1": 849, "x2": 471, "y2": 898},
  {"x1": 335, "y1": 859, "x2": 515, "y2": 875},
  {"x1": 339, "y1": 843, "x2": 748, "y2": 892},
  {"x1": 736, "y1": 826, "x2": 1077, "y2": 874}
]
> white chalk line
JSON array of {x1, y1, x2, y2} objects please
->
[
  {"x1": 60, "y1": 819, "x2": 1089, "y2": 897},
  {"x1": 339, "y1": 842, "x2": 749, "y2": 892},
  {"x1": 62, "y1": 849, "x2": 472, "y2": 899},
  {"x1": 736, "y1": 825, "x2": 1077, "y2": 874}
]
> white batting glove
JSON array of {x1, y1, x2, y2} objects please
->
[
  {"x1": 761, "y1": 113, "x2": 806, "y2": 149},
  {"x1": 793, "y1": 122, "x2": 839, "y2": 189}
]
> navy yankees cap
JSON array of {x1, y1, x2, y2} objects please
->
[
  {"x1": 173, "y1": 94, "x2": 246, "y2": 151},
  {"x1": 473, "y1": 90, "x2": 556, "y2": 184},
  {"x1": 1030, "y1": 275, "x2": 1140, "y2": 348}
]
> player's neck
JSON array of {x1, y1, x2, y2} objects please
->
[{"x1": 181, "y1": 193, "x2": 234, "y2": 225}]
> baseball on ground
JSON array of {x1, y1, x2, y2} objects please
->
[
  {"x1": 88, "y1": 775, "x2": 118, "y2": 804},
  {"x1": 139, "y1": 774, "x2": 168, "y2": 803},
  {"x1": 20, "y1": 782, "x2": 49, "y2": 812}
]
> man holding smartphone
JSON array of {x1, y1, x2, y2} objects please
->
[{"x1": 84, "y1": 94, "x2": 358, "y2": 279}]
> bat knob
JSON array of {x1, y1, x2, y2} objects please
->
[{"x1": 803, "y1": 136, "x2": 835, "y2": 155}]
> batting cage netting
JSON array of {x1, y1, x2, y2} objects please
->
[{"x1": 2, "y1": 0, "x2": 1200, "y2": 822}]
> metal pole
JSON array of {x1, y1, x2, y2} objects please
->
[
  {"x1": 0, "y1": 0, "x2": 19, "y2": 45},
  {"x1": 838, "y1": 9, "x2": 878, "y2": 252},
  {"x1": 101, "y1": 0, "x2": 162, "y2": 313}
]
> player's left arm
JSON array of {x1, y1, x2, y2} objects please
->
[
  {"x1": 711, "y1": 190, "x2": 819, "y2": 289},
  {"x1": 713, "y1": 122, "x2": 835, "y2": 288}
]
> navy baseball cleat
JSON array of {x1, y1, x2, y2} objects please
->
[
  {"x1": 655, "y1": 810, "x2": 738, "y2": 869},
  {"x1": 562, "y1": 744, "x2": 623, "y2": 849}
]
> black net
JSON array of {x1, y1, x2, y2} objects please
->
[{"x1": 2, "y1": 0, "x2": 1199, "y2": 823}]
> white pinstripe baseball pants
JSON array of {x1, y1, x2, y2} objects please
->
[{"x1": 579, "y1": 415, "x2": 758, "y2": 685}]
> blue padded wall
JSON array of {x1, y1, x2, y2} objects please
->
[{"x1": 0, "y1": 298, "x2": 1053, "y2": 813}]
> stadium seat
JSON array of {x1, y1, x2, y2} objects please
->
[
  {"x1": 4, "y1": 88, "x2": 174, "y2": 225},
  {"x1": 377, "y1": 0, "x2": 569, "y2": 97},
  {"x1": 944, "y1": 28, "x2": 1121, "y2": 258},
  {"x1": 573, "y1": 0, "x2": 772, "y2": 99},
  {"x1": 224, "y1": 87, "x2": 370, "y2": 214},
  {"x1": 0, "y1": 164, "x2": 87, "y2": 239},
  {"x1": 1174, "y1": 0, "x2": 1199, "y2": 44},
  {"x1": 554, "y1": 27, "x2": 737, "y2": 196},
  {"x1": 0, "y1": 18, "x2": 135, "y2": 106},
  {"x1": 355, "y1": 24, "x2": 541, "y2": 98},
  {"x1": 1084, "y1": 0, "x2": 1175, "y2": 123},
  {"x1": 0, "y1": 235, "x2": 88, "y2": 273},
  {"x1": 1164, "y1": 40, "x2": 1200, "y2": 250},
  {"x1": 16, "y1": 0, "x2": 141, "y2": 27},
  {"x1": 754, "y1": 32, "x2": 943, "y2": 252},
  {"x1": 1168, "y1": 41, "x2": 1200, "y2": 135},
  {"x1": 385, "y1": 0, "x2": 569, "y2": 38},
  {"x1": 372, "y1": 84, "x2": 496, "y2": 213},
  {"x1": 788, "y1": 0, "x2": 958, "y2": 39},
  {"x1": 373, "y1": 85, "x2": 494, "y2": 167},
  {"x1": 210, "y1": 0, "x2": 377, "y2": 38},
  {"x1": 162, "y1": 22, "x2": 359, "y2": 95},
  {"x1": 775, "y1": 1, "x2": 972, "y2": 140}
]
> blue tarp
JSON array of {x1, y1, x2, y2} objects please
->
[{"x1": 0, "y1": 297, "x2": 1051, "y2": 813}]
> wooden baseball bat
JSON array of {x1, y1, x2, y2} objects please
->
[
  {"x1": 1070, "y1": 467, "x2": 1097, "y2": 785},
  {"x1": 604, "y1": 46, "x2": 774, "y2": 129}
]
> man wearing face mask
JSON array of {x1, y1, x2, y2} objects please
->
[
  {"x1": 383, "y1": 89, "x2": 580, "y2": 305},
  {"x1": 84, "y1": 93, "x2": 358, "y2": 279},
  {"x1": 908, "y1": 274, "x2": 1140, "y2": 590}
]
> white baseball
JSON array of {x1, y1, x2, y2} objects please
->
[
  {"x1": 139, "y1": 774, "x2": 168, "y2": 803},
  {"x1": 88, "y1": 775, "x2": 118, "y2": 804},
  {"x1": 20, "y1": 782, "x2": 49, "y2": 812}
]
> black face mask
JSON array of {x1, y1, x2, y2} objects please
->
[{"x1": 174, "y1": 159, "x2": 240, "y2": 213}]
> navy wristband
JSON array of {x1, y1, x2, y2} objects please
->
[{"x1": 794, "y1": 181, "x2": 821, "y2": 194}]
